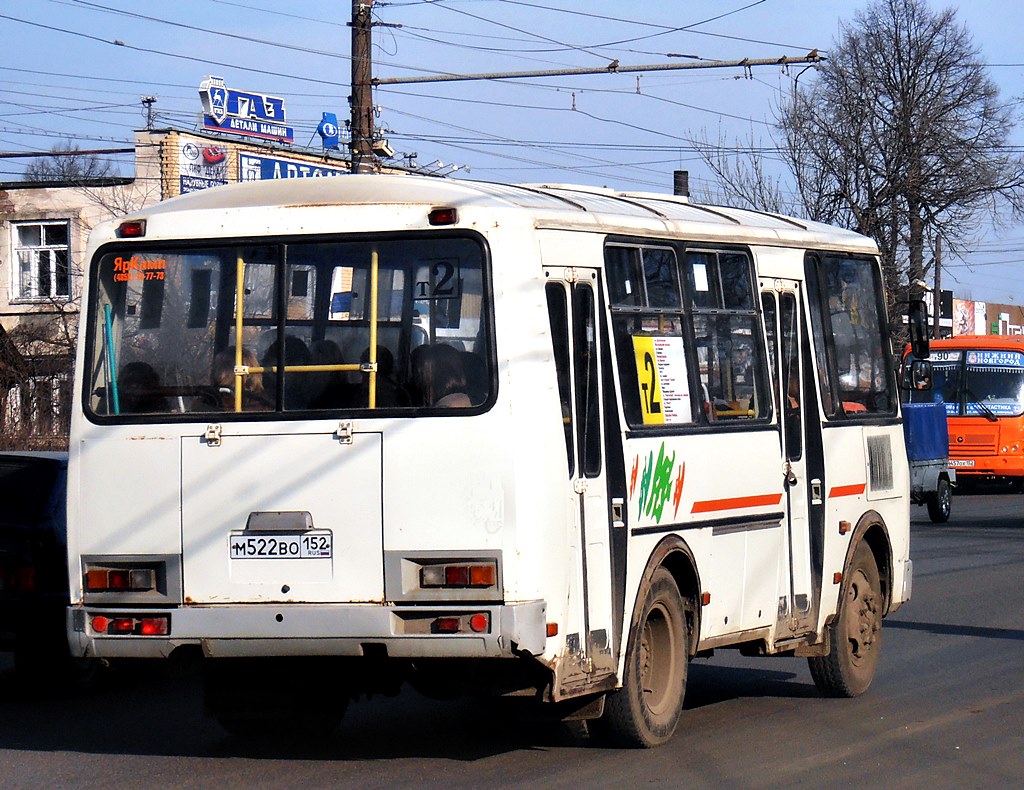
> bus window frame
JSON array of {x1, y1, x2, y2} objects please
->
[
  {"x1": 604, "y1": 237, "x2": 773, "y2": 436},
  {"x1": 81, "y1": 229, "x2": 498, "y2": 425},
  {"x1": 803, "y1": 251, "x2": 898, "y2": 422}
]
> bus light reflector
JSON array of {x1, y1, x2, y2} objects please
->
[
  {"x1": 140, "y1": 617, "x2": 169, "y2": 636},
  {"x1": 546, "y1": 623, "x2": 559, "y2": 637},
  {"x1": 130, "y1": 569, "x2": 156, "y2": 591},
  {"x1": 468, "y1": 613, "x2": 489, "y2": 633},
  {"x1": 428, "y1": 208, "x2": 458, "y2": 226},
  {"x1": 107, "y1": 570, "x2": 130, "y2": 590},
  {"x1": 433, "y1": 617, "x2": 461, "y2": 633},
  {"x1": 116, "y1": 220, "x2": 146, "y2": 238},
  {"x1": 445, "y1": 565, "x2": 470, "y2": 586},
  {"x1": 110, "y1": 617, "x2": 135, "y2": 634},
  {"x1": 469, "y1": 565, "x2": 495, "y2": 586},
  {"x1": 91, "y1": 616, "x2": 110, "y2": 633}
]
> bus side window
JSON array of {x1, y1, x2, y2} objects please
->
[{"x1": 546, "y1": 283, "x2": 575, "y2": 475}]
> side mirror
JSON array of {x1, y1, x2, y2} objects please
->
[
  {"x1": 910, "y1": 359, "x2": 933, "y2": 391},
  {"x1": 908, "y1": 299, "x2": 930, "y2": 359}
]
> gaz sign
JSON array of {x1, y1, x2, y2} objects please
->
[{"x1": 199, "y1": 76, "x2": 293, "y2": 143}]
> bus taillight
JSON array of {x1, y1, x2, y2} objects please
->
[
  {"x1": 90, "y1": 614, "x2": 169, "y2": 636},
  {"x1": 116, "y1": 219, "x2": 146, "y2": 237},
  {"x1": 420, "y1": 561, "x2": 496, "y2": 589},
  {"x1": 84, "y1": 566, "x2": 156, "y2": 592}
]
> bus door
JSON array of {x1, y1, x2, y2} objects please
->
[
  {"x1": 762, "y1": 283, "x2": 817, "y2": 637},
  {"x1": 545, "y1": 269, "x2": 616, "y2": 679}
]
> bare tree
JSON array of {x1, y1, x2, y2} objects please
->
[
  {"x1": 697, "y1": 0, "x2": 1024, "y2": 314},
  {"x1": 23, "y1": 142, "x2": 114, "y2": 182}
]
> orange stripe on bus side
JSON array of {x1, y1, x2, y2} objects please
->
[
  {"x1": 691, "y1": 493, "x2": 783, "y2": 514},
  {"x1": 829, "y1": 483, "x2": 866, "y2": 498}
]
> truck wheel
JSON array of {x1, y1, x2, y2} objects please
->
[
  {"x1": 591, "y1": 567, "x2": 688, "y2": 748},
  {"x1": 808, "y1": 542, "x2": 882, "y2": 697},
  {"x1": 926, "y1": 477, "x2": 952, "y2": 523}
]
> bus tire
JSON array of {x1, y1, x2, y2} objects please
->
[
  {"x1": 926, "y1": 477, "x2": 952, "y2": 523},
  {"x1": 592, "y1": 567, "x2": 688, "y2": 748},
  {"x1": 808, "y1": 542, "x2": 882, "y2": 697}
]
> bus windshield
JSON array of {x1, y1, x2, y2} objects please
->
[
  {"x1": 85, "y1": 235, "x2": 491, "y2": 418},
  {"x1": 926, "y1": 349, "x2": 1024, "y2": 417}
]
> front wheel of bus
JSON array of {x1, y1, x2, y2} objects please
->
[
  {"x1": 592, "y1": 567, "x2": 688, "y2": 748},
  {"x1": 927, "y1": 477, "x2": 952, "y2": 523},
  {"x1": 808, "y1": 542, "x2": 882, "y2": 697}
]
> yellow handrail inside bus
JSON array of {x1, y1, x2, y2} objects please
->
[
  {"x1": 229, "y1": 248, "x2": 383, "y2": 410},
  {"x1": 234, "y1": 252, "x2": 245, "y2": 413},
  {"x1": 368, "y1": 248, "x2": 379, "y2": 409}
]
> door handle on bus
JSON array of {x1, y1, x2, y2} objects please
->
[
  {"x1": 612, "y1": 497, "x2": 625, "y2": 529},
  {"x1": 811, "y1": 479, "x2": 823, "y2": 505}
]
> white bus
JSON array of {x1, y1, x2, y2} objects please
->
[{"x1": 67, "y1": 175, "x2": 918, "y2": 747}]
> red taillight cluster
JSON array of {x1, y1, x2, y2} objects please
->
[
  {"x1": 431, "y1": 612, "x2": 490, "y2": 634},
  {"x1": 420, "y1": 562, "x2": 496, "y2": 589},
  {"x1": 90, "y1": 614, "x2": 169, "y2": 636},
  {"x1": 84, "y1": 568, "x2": 156, "y2": 592},
  {"x1": 0, "y1": 565, "x2": 36, "y2": 592}
]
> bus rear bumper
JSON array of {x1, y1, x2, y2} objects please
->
[{"x1": 67, "y1": 600, "x2": 548, "y2": 660}]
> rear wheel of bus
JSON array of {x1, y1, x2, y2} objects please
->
[
  {"x1": 592, "y1": 567, "x2": 689, "y2": 748},
  {"x1": 808, "y1": 542, "x2": 882, "y2": 697}
]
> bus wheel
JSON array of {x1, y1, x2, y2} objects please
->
[
  {"x1": 927, "y1": 478, "x2": 952, "y2": 523},
  {"x1": 808, "y1": 543, "x2": 882, "y2": 697},
  {"x1": 592, "y1": 567, "x2": 688, "y2": 748}
]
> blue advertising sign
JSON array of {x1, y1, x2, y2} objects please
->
[
  {"x1": 199, "y1": 76, "x2": 293, "y2": 143},
  {"x1": 317, "y1": 112, "x2": 340, "y2": 150},
  {"x1": 239, "y1": 153, "x2": 347, "y2": 182}
]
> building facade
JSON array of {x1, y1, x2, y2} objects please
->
[{"x1": 1, "y1": 126, "x2": 356, "y2": 448}]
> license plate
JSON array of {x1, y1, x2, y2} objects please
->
[
  {"x1": 948, "y1": 459, "x2": 975, "y2": 468},
  {"x1": 229, "y1": 532, "x2": 333, "y2": 560}
]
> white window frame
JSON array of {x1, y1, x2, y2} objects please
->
[{"x1": 12, "y1": 219, "x2": 71, "y2": 302}]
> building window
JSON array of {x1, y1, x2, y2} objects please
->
[{"x1": 13, "y1": 221, "x2": 71, "y2": 300}]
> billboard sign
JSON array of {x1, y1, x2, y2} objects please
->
[
  {"x1": 239, "y1": 153, "x2": 347, "y2": 181},
  {"x1": 179, "y1": 140, "x2": 228, "y2": 194},
  {"x1": 199, "y1": 76, "x2": 293, "y2": 143}
]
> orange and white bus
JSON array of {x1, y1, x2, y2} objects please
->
[
  {"x1": 66, "y1": 175, "x2": 920, "y2": 747},
  {"x1": 908, "y1": 335, "x2": 1024, "y2": 487}
]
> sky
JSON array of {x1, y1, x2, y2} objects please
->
[{"x1": 0, "y1": 0, "x2": 1022, "y2": 304}]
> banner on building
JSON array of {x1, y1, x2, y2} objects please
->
[
  {"x1": 239, "y1": 153, "x2": 347, "y2": 181},
  {"x1": 179, "y1": 140, "x2": 228, "y2": 194}
]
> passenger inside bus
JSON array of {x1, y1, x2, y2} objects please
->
[
  {"x1": 118, "y1": 361, "x2": 168, "y2": 413},
  {"x1": 262, "y1": 335, "x2": 313, "y2": 410},
  {"x1": 411, "y1": 343, "x2": 472, "y2": 408},
  {"x1": 206, "y1": 347, "x2": 271, "y2": 412}
]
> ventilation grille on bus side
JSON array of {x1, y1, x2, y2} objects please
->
[{"x1": 867, "y1": 435, "x2": 894, "y2": 492}]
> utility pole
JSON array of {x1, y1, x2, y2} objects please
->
[
  {"x1": 141, "y1": 96, "x2": 157, "y2": 130},
  {"x1": 350, "y1": 0, "x2": 375, "y2": 173},
  {"x1": 933, "y1": 235, "x2": 942, "y2": 338}
]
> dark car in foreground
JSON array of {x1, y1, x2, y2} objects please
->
[{"x1": 0, "y1": 451, "x2": 95, "y2": 684}]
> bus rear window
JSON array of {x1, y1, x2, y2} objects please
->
[{"x1": 85, "y1": 236, "x2": 491, "y2": 419}]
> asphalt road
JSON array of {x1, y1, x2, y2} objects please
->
[{"x1": 1, "y1": 492, "x2": 1021, "y2": 789}]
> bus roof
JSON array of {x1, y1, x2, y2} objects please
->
[
  {"x1": 110, "y1": 174, "x2": 879, "y2": 254},
  {"x1": 930, "y1": 335, "x2": 1024, "y2": 350}
]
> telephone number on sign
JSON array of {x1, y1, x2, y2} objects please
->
[{"x1": 229, "y1": 533, "x2": 332, "y2": 559}]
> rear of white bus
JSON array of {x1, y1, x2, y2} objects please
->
[{"x1": 64, "y1": 193, "x2": 568, "y2": 721}]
